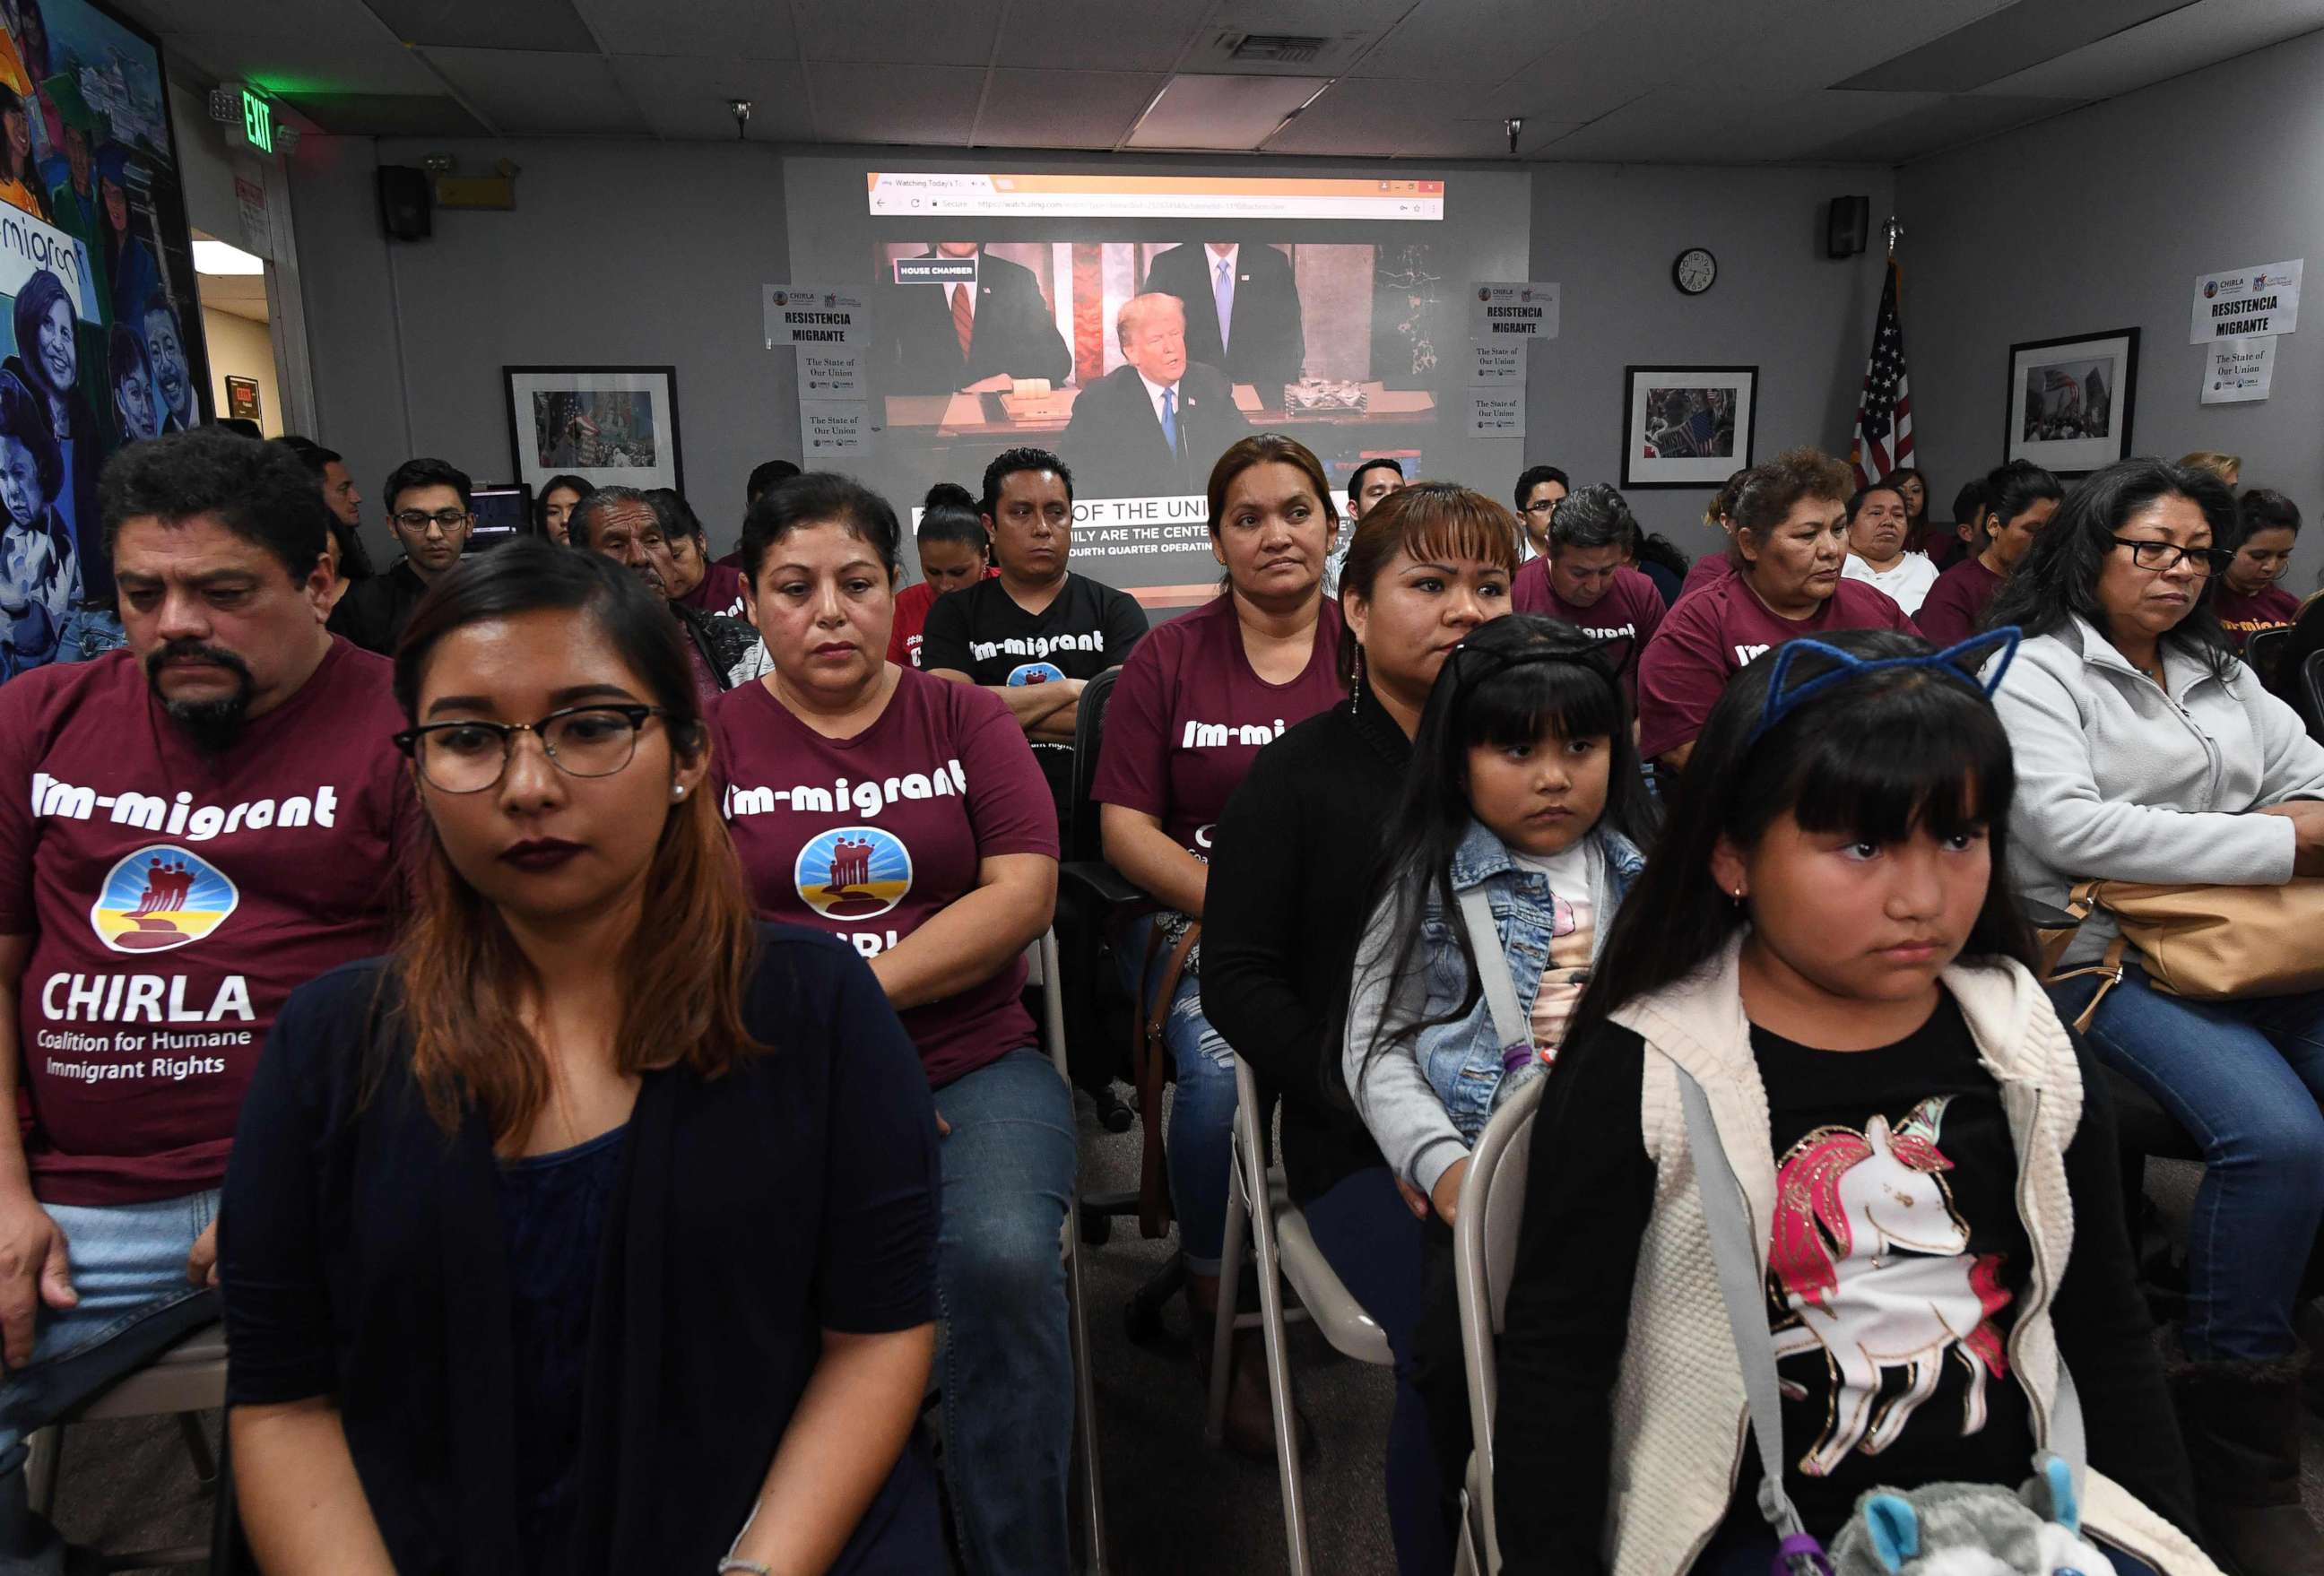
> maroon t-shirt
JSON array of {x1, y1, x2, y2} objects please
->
[
  {"x1": 676, "y1": 560, "x2": 748, "y2": 619},
  {"x1": 1676, "y1": 550, "x2": 1738, "y2": 603},
  {"x1": 1511, "y1": 562, "x2": 1666, "y2": 696},
  {"x1": 2213, "y1": 584, "x2": 2301, "y2": 650},
  {"x1": 710, "y1": 666, "x2": 1058, "y2": 1088},
  {"x1": 1636, "y1": 576, "x2": 1918, "y2": 760},
  {"x1": 0, "y1": 639, "x2": 412, "y2": 1205},
  {"x1": 1091, "y1": 593, "x2": 1345, "y2": 857},
  {"x1": 1914, "y1": 555, "x2": 2006, "y2": 647}
]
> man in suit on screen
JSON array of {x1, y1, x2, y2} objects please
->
[
  {"x1": 1141, "y1": 240, "x2": 1305, "y2": 398},
  {"x1": 1062, "y1": 293, "x2": 1249, "y2": 500},
  {"x1": 886, "y1": 240, "x2": 1072, "y2": 394}
]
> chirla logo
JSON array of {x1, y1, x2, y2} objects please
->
[
  {"x1": 88, "y1": 845, "x2": 238, "y2": 954},
  {"x1": 794, "y1": 826, "x2": 913, "y2": 921}
]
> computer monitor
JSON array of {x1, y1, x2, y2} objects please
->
[{"x1": 465, "y1": 482, "x2": 535, "y2": 551}]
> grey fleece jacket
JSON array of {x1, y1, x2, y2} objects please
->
[{"x1": 1989, "y1": 615, "x2": 2324, "y2": 965}]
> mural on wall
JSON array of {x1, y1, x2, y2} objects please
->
[{"x1": 0, "y1": 0, "x2": 209, "y2": 680}]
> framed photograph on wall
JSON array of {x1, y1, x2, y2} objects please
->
[
  {"x1": 2006, "y1": 329, "x2": 2138, "y2": 477},
  {"x1": 503, "y1": 366, "x2": 684, "y2": 496},
  {"x1": 1621, "y1": 366, "x2": 1757, "y2": 488}
]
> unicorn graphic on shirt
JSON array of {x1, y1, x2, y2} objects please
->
[{"x1": 1764, "y1": 1095, "x2": 2013, "y2": 1476}]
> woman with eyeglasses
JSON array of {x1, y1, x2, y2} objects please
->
[
  {"x1": 221, "y1": 543, "x2": 946, "y2": 1575},
  {"x1": 1984, "y1": 456, "x2": 2324, "y2": 1576}
]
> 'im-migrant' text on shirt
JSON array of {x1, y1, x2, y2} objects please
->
[{"x1": 724, "y1": 758, "x2": 968, "y2": 820}]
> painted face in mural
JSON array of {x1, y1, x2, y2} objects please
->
[
  {"x1": 143, "y1": 306, "x2": 190, "y2": 425},
  {"x1": 35, "y1": 297, "x2": 73, "y2": 397},
  {"x1": 64, "y1": 129, "x2": 88, "y2": 196},
  {"x1": 100, "y1": 176, "x2": 126, "y2": 235},
  {"x1": 4, "y1": 109, "x2": 27, "y2": 169},
  {"x1": 0, "y1": 435, "x2": 44, "y2": 527},
  {"x1": 112, "y1": 355, "x2": 155, "y2": 441}
]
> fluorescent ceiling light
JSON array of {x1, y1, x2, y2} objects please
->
[
  {"x1": 193, "y1": 239, "x2": 264, "y2": 276},
  {"x1": 1126, "y1": 74, "x2": 1333, "y2": 152}
]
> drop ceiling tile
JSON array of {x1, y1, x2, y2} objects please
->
[
  {"x1": 126, "y1": 0, "x2": 386, "y2": 39},
  {"x1": 976, "y1": 69, "x2": 1166, "y2": 149},
  {"x1": 421, "y1": 47, "x2": 646, "y2": 135},
  {"x1": 1492, "y1": 0, "x2": 1727, "y2": 126},
  {"x1": 1533, "y1": 86, "x2": 1949, "y2": 165},
  {"x1": 1973, "y1": 0, "x2": 2324, "y2": 98},
  {"x1": 360, "y1": 0, "x2": 600, "y2": 53},
  {"x1": 1351, "y1": 0, "x2": 1629, "y2": 80},
  {"x1": 273, "y1": 91, "x2": 492, "y2": 136},
  {"x1": 993, "y1": 0, "x2": 1198, "y2": 72},
  {"x1": 1264, "y1": 77, "x2": 1578, "y2": 158},
  {"x1": 1837, "y1": 0, "x2": 2192, "y2": 91},
  {"x1": 573, "y1": 0, "x2": 798, "y2": 59},
  {"x1": 609, "y1": 56, "x2": 816, "y2": 140},
  {"x1": 806, "y1": 63, "x2": 985, "y2": 143},
  {"x1": 791, "y1": 0, "x2": 1004, "y2": 66},
  {"x1": 1799, "y1": 92, "x2": 2087, "y2": 163},
  {"x1": 158, "y1": 30, "x2": 446, "y2": 95},
  {"x1": 1215, "y1": 0, "x2": 1419, "y2": 30}
]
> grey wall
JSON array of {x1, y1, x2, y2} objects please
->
[
  {"x1": 288, "y1": 135, "x2": 795, "y2": 560},
  {"x1": 1525, "y1": 162, "x2": 1896, "y2": 546},
  {"x1": 289, "y1": 137, "x2": 1890, "y2": 560},
  {"x1": 1898, "y1": 27, "x2": 2324, "y2": 591}
]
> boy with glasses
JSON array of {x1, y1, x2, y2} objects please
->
[{"x1": 328, "y1": 458, "x2": 473, "y2": 655}]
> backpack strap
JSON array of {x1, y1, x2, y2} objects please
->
[{"x1": 1455, "y1": 887, "x2": 1531, "y2": 1069}]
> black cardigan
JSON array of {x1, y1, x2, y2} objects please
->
[
  {"x1": 220, "y1": 927, "x2": 944, "y2": 1574},
  {"x1": 1201, "y1": 687, "x2": 1409, "y2": 1201}
]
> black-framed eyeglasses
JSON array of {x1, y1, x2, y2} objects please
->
[
  {"x1": 393, "y1": 705, "x2": 668, "y2": 793},
  {"x1": 394, "y1": 507, "x2": 472, "y2": 533},
  {"x1": 2110, "y1": 535, "x2": 2233, "y2": 576}
]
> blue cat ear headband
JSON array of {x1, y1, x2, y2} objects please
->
[{"x1": 1747, "y1": 627, "x2": 2022, "y2": 747}]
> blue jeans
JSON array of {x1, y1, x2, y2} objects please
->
[
  {"x1": 0, "y1": 1190, "x2": 221, "y2": 1573},
  {"x1": 1302, "y1": 1165, "x2": 1446, "y2": 1576},
  {"x1": 933, "y1": 1049, "x2": 1077, "y2": 1576},
  {"x1": 1115, "y1": 914, "x2": 1236, "y2": 1273},
  {"x1": 2050, "y1": 966, "x2": 2324, "y2": 1362}
]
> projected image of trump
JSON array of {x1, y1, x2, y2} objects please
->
[{"x1": 1062, "y1": 293, "x2": 1250, "y2": 500}]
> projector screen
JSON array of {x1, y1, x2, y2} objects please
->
[{"x1": 782, "y1": 159, "x2": 1531, "y2": 605}]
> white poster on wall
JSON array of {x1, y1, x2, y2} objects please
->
[
  {"x1": 2190, "y1": 260, "x2": 2301, "y2": 343},
  {"x1": 1470, "y1": 342, "x2": 1522, "y2": 384},
  {"x1": 764, "y1": 284, "x2": 869, "y2": 349},
  {"x1": 801, "y1": 399, "x2": 869, "y2": 456},
  {"x1": 800, "y1": 346, "x2": 863, "y2": 399},
  {"x1": 1470, "y1": 281, "x2": 1560, "y2": 344},
  {"x1": 2201, "y1": 335, "x2": 2276, "y2": 404},
  {"x1": 1466, "y1": 386, "x2": 1524, "y2": 438}
]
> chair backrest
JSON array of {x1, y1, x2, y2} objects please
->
[
  {"x1": 1453, "y1": 1075, "x2": 1547, "y2": 1575},
  {"x1": 1028, "y1": 928, "x2": 1071, "y2": 1084},
  {"x1": 2304, "y1": 649, "x2": 2324, "y2": 743},
  {"x1": 2247, "y1": 624, "x2": 2294, "y2": 688},
  {"x1": 1066, "y1": 665, "x2": 1123, "y2": 864}
]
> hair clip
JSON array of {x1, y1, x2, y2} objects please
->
[
  {"x1": 1447, "y1": 632, "x2": 1620, "y2": 691},
  {"x1": 1747, "y1": 627, "x2": 2021, "y2": 746}
]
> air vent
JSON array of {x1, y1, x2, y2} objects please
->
[{"x1": 1223, "y1": 31, "x2": 1328, "y2": 65}]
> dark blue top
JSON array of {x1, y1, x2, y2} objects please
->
[
  {"x1": 498, "y1": 1123, "x2": 629, "y2": 1572},
  {"x1": 220, "y1": 925, "x2": 947, "y2": 1575}
]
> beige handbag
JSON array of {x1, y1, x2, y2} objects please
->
[{"x1": 2039, "y1": 877, "x2": 2324, "y2": 1030}]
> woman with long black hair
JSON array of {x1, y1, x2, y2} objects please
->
[{"x1": 222, "y1": 543, "x2": 945, "y2": 1573}]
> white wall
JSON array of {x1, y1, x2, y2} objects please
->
[
  {"x1": 289, "y1": 136, "x2": 1889, "y2": 561},
  {"x1": 1899, "y1": 28, "x2": 2324, "y2": 592},
  {"x1": 201, "y1": 307, "x2": 281, "y2": 436},
  {"x1": 1525, "y1": 163, "x2": 1896, "y2": 545},
  {"x1": 287, "y1": 135, "x2": 794, "y2": 563}
]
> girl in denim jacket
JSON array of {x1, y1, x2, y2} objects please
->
[{"x1": 1343, "y1": 613, "x2": 1659, "y2": 1226}]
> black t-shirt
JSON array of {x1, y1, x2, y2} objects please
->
[
  {"x1": 919, "y1": 569, "x2": 1150, "y2": 803},
  {"x1": 1742, "y1": 993, "x2": 2036, "y2": 1534}
]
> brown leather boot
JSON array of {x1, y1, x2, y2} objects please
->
[
  {"x1": 2171, "y1": 1350, "x2": 2324, "y2": 1576},
  {"x1": 1192, "y1": 1310, "x2": 1315, "y2": 1462}
]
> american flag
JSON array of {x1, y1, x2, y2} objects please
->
[{"x1": 1849, "y1": 260, "x2": 1912, "y2": 489}]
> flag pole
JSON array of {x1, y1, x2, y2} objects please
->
[{"x1": 1884, "y1": 215, "x2": 1903, "y2": 259}]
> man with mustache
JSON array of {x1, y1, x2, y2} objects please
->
[
  {"x1": 137, "y1": 294, "x2": 194, "y2": 435},
  {"x1": 568, "y1": 485, "x2": 766, "y2": 705},
  {"x1": 0, "y1": 429, "x2": 410, "y2": 1566}
]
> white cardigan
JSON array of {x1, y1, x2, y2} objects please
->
[{"x1": 1591, "y1": 940, "x2": 2217, "y2": 1576}]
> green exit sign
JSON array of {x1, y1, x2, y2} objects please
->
[{"x1": 241, "y1": 89, "x2": 272, "y2": 153}]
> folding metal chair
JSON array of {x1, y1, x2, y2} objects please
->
[
  {"x1": 23, "y1": 1321, "x2": 234, "y2": 1573},
  {"x1": 1452, "y1": 1075, "x2": 1548, "y2": 1576},
  {"x1": 1213, "y1": 1054, "x2": 1393, "y2": 1576},
  {"x1": 1028, "y1": 928, "x2": 1110, "y2": 1575}
]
